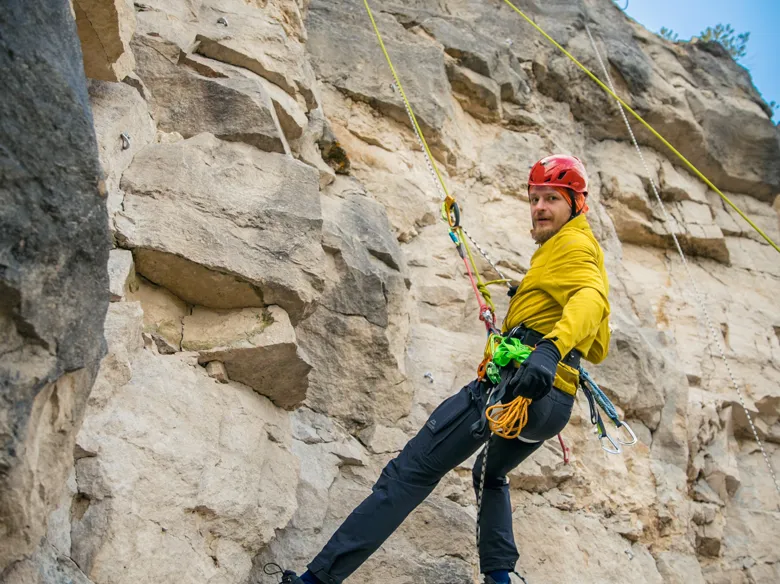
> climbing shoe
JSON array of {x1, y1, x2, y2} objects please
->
[
  {"x1": 280, "y1": 571, "x2": 304, "y2": 584},
  {"x1": 262, "y1": 563, "x2": 310, "y2": 584},
  {"x1": 484, "y1": 572, "x2": 529, "y2": 584}
]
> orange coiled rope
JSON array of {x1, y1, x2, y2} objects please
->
[{"x1": 486, "y1": 396, "x2": 531, "y2": 439}]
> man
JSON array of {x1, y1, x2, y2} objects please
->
[{"x1": 280, "y1": 155, "x2": 611, "y2": 584}]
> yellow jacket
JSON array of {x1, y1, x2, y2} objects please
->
[{"x1": 502, "y1": 214, "x2": 610, "y2": 394}]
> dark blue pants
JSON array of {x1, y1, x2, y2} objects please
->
[{"x1": 308, "y1": 380, "x2": 575, "y2": 583}]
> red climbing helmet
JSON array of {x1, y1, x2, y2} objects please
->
[{"x1": 528, "y1": 154, "x2": 588, "y2": 195}]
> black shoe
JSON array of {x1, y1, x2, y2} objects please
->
[
  {"x1": 262, "y1": 563, "x2": 305, "y2": 584},
  {"x1": 280, "y1": 571, "x2": 305, "y2": 584},
  {"x1": 484, "y1": 574, "x2": 529, "y2": 584}
]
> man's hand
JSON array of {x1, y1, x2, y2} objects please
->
[{"x1": 508, "y1": 340, "x2": 561, "y2": 401}]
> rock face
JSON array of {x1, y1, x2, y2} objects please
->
[
  {"x1": 73, "y1": 0, "x2": 136, "y2": 81},
  {"x1": 5, "y1": 0, "x2": 779, "y2": 582},
  {"x1": 116, "y1": 133, "x2": 325, "y2": 323},
  {"x1": 0, "y1": 0, "x2": 109, "y2": 571}
]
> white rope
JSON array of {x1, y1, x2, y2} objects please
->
[
  {"x1": 393, "y1": 83, "x2": 511, "y2": 284},
  {"x1": 393, "y1": 82, "x2": 448, "y2": 202},
  {"x1": 582, "y1": 20, "x2": 780, "y2": 499},
  {"x1": 463, "y1": 227, "x2": 510, "y2": 282}
]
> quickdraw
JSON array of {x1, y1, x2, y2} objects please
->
[{"x1": 579, "y1": 368, "x2": 637, "y2": 455}]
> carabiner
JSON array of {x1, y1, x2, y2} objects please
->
[
  {"x1": 615, "y1": 421, "x2": 637, "y2": 446},
  {"x1": 599, "y1": 432, "x2": 622, "y2": 455},
  {"x1": 442, "y1": 195, "x2": 460, "y2": 228}
]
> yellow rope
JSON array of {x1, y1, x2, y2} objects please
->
[
  {"x1": 362, "y1": 0, "x2": 501, "y2": 316},
  {"x1": 486, "y1": 396, "x2": 531, "y2": 439},
  {"x1": 361, "y1": 0, "x2": 451, "y2": 200},
  {"x1": 500, "y1": 0, "x2": 780, "y2": 254},
  {"x1": 362, "y1": 0, "x2": 533, "y2": 438}
]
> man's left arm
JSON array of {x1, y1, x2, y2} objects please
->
[{"x1": 542, "y1": 236, "x2": 609, "y2": 357}]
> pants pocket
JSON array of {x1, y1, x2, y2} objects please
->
[{"x1": 425, "y1": 386, "x2": 474, "y2": 436}]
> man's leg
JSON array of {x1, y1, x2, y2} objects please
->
[
  {"x1": 472, "y1": 388, "x2": 575, "y2": 576},
  {"x1": 308, "y1": 383, "x2": 487, "y2": 584}
]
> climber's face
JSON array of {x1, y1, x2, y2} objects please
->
[{"x1": 529, "y1": 186, "x2": 571, "y2": 244}]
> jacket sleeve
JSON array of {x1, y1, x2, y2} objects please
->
[{"x1": 541, "y1": 234, "x2": 610, "y2": 357}]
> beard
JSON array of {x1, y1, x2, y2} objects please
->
[{"x1": 531, "y1": 224, "x2": 559, "y2": 244}]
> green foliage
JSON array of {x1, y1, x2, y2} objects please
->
[
  {"x1": 657, "y1": 23, "x2": 750, "y2": 62},
  {"x1": 697, "y1": 23, "x2": 750, "y2": 60},
  {"x1": 659, "y1": 27, "x2": 679, "y2": 42}
]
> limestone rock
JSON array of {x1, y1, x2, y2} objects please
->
[
  {"x1": 0, "y1": 0, "x2": 109, "y2": 567},
  {"x1": 507, "y1": 441, "x2": 574, "y2": 493},
  {"x1": 358, "y1": 425, "x2": 409, "y2": 454},
  {"x1": 185, "y1": 305, "x2": 312, "y2": 408},
  {"x1": 658, "y1": 159, "x2": 708, "y2": 203},
  {"x1": 692, "y1": 502, "x2": 725, "y2": 557},
  {"x1": 588, "y1": 312, "x2": 675, "y2": 430},
  {"x1": 655, "y1": 551, "x2": 707, "y2": 584},
  {"x1": 71, "y1": 350, "x2": 298, "y2": 583},
  {"x1": 194, "y1": 0, "x2": 317, "y2": 109},
  {"x1": 74, "y1": 0, "x2": 136, "y2": 81},
  {"x1": 319, "y1": 194, "x2": 406, "y2": 327},
  {"x1": 102, "y1": 301, "x2": 144, "y2": 355},
  {"x1": 686, "y1": 91, "x2": 780, "y2": 202},
  {"x1": 296, "y1": 191, "x2": 412, "y2": 428},
  {"x1": 261, "y1": 75, "x2": 309, "y2": 143},
  {"x1": 127, "y1": 277, "x2": 188, "y2": 354},
  {"x1": 116, "y1": 133, "x2": 325, "y2": 323},
  {"x1": 205, "y1": 361, "x2": 229, "y2": 383},
  {"x1": 107, "y1": 249, "x2": 136, "y2": 301},
  {"x1": 133, "y1": 34, "x2": 286, "y2": 152},
  {"x1": 345, "y1": 171, "x2": 437, "y2": 243},
  {"x1": 83, "y1": 302, "x2": 143, "y2": 417},
  {"x1": 392, "y1": 3, "x2": 542, "y2": 100},
  {"x1": 306, "y1": 0, "x2": 452, "y2": 137},
  {"x1": 88, "y1": 79, "x2": 156, "y2": 220},
  {"x1": 46, "y1": 470, "x2": 77, "y2": 558},
  {"x1": 595, "y1": 141, "x2": 729, "y2": 263},
  {"x1": 295, "y1": 108, "x2": 338, "y2": 188},
  {"x1": 477, "y1": 128, "x2": 546, "y2": 198},
  {"x1": 512, "y1": 504, "x2": 664, "y2": 583},
  {"x1": 18, "y1": 0, "x2": 780, "y2": 581},
  {"x1": 297, "y1": 302, "x2": 412, "y2": 429},
  {"x1": 709, "y1": 192, "x2": 780, "y2": 245},
  {"x1": 0, "y1": 539, "x2": 93, "y2": 584},
  {"x1": 447, "y1": 62, "x2": 501, "y2": 122},
  {"x1": 418, "y1": 15, "x2": 502, "y2": 80}
]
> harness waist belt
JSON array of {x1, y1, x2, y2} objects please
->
[{"x1": 506, "y1": 325, "x2": 582, "y2": 369}]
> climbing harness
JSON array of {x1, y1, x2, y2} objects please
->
[
  {"x1": 570, "y1": 3, "x2": 780, "y2": 497},
  {"x1": 484, "y1": 338, "x2": 533, "y2": 439},
  {"x1": 498, "y1": 0, "x2": 780, "y2": 254}
]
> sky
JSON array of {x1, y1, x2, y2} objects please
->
[{"x1": 621, "y1": 0, "x2": 779, "y2": 120}]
